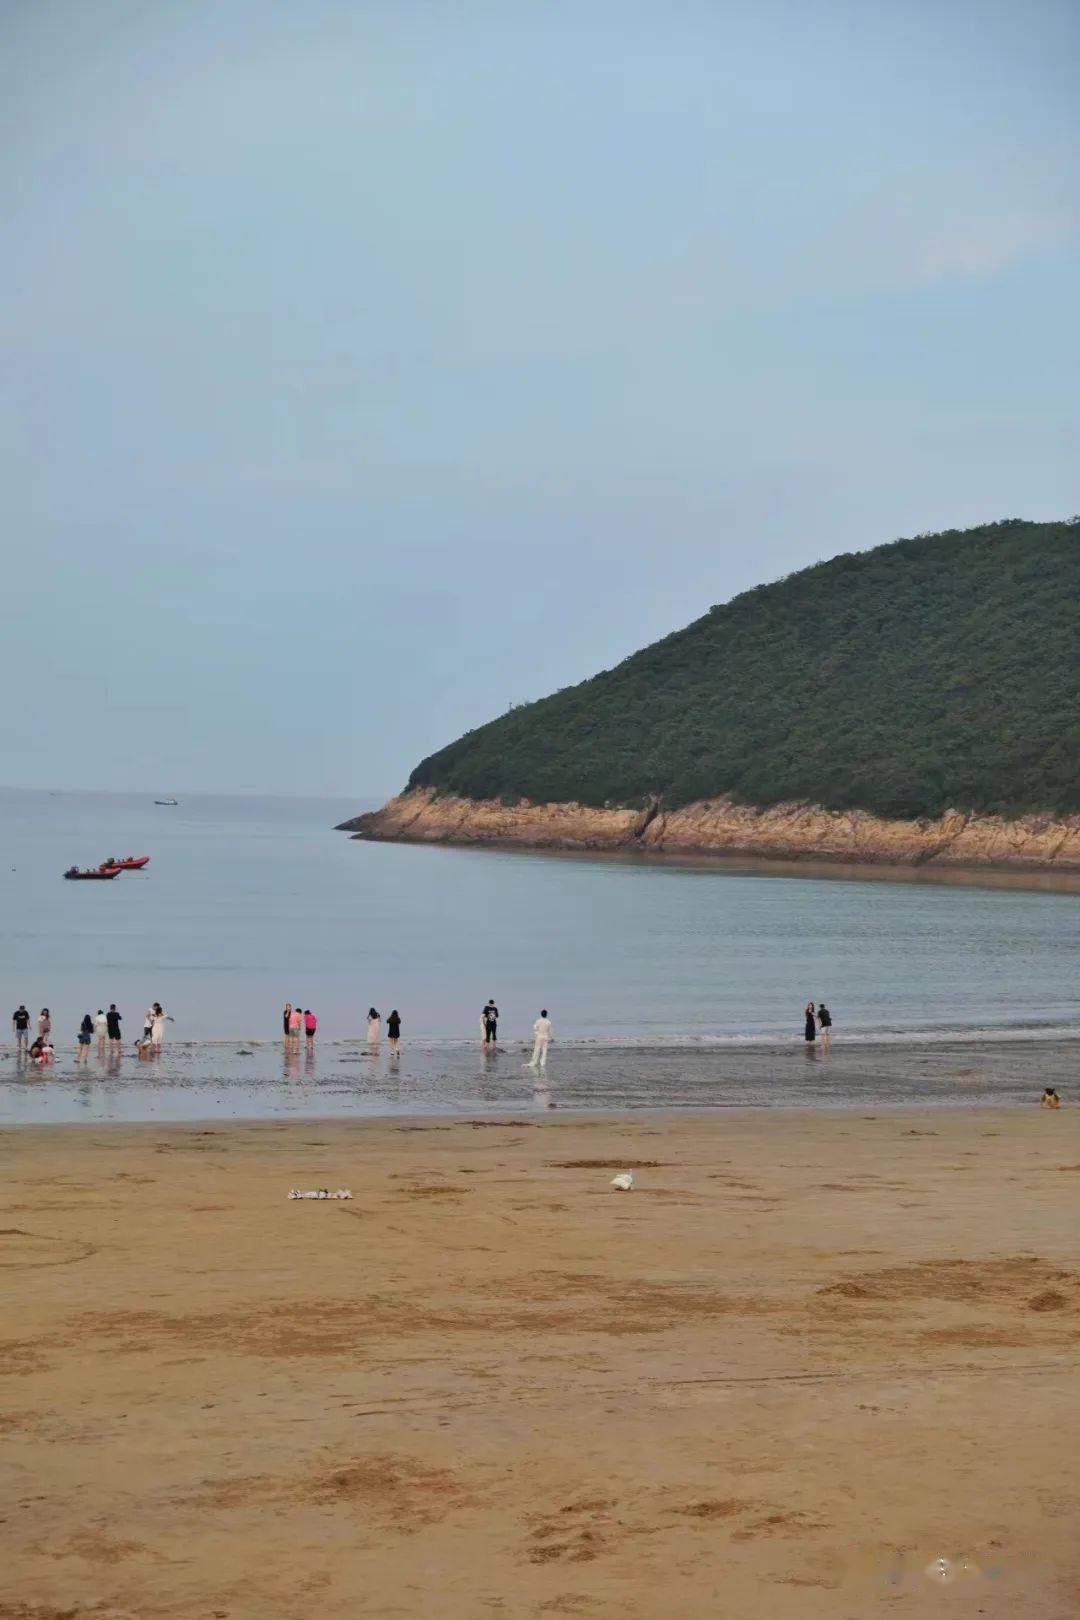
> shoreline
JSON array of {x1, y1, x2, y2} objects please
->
[
  {"x1": 3, "y1": 1034, "x2": 1075, "y2": 1126},
  {"x1": 6, "y1": 1106, "x2": 1079, "y2": 1616},
  {"x1": 340, "y1": 787, "x2": 1080, "y2": 891},
  {"x1": 2, "y1": 1096, "x2": 1065, "y2": 1133}
]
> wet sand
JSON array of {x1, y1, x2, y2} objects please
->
[
  {"x1": 4, "y1": 1108, "x2": 1080, "y2": 1617},
  {"x1": 3, "y1": 1035, "x2": 1079, "y2": 1124}
]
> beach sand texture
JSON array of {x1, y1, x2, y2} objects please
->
[{"x1": 4, "y1": 1109, "x2": 1079, "y2": 1618}]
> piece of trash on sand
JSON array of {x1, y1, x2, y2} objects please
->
[
  {"x1": 610, "y1": 1172, "x2": 634, "y2": 1191},
  {"x1": 288, "y1": 1188, "x2": 352, "y2": 1200}
]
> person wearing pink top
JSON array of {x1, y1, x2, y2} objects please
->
[
  {"x1": 304, "y1": 1009, "x2": 317, "y2": 1048},
  {"x1": 288, "y1": 1004, "x2": 303, "y2": 1041}
]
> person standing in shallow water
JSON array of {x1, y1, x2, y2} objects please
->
[
  {"x1": 304, "y1": 1009, "x2": 317, "y2": 1049},
  {"x1": 106, "y1": 1004, "x2": 123, "y2": 1050},
  {"x1": 804, "y1": 1001, "x2": 816, "y2": 1043},
  {"x1": 150, "y1": 1003, "x2": 171, "y2": 1051},
  {"x1": 817, "y1": 1002, "x2": 832, "y2": 1052},
  {"x1": 367, "y1": 1008, "x2": 381, "y2": 1044},
  {"x1": 12, "y1": 1005, "x2": 30, "y2": 1054},
  {"x1": 387, "y1": 1010, "x2": 401, "y2": 1052},
  {"x1": 283, "y1": 1002, "x2": 293, "y2": 1043},
  {"x1": 482, "y1": 999, "x2": 499, "y2": 1045},
  {"x1": 527, "y1": 1009, "x2": 552, "y2": 1070},
  {"x1": 77, "y1": 1013, "x2": 93, "y2": 1064},
  {"x1": 288, "y1": 1004, "x2": 302, "y2": 1043}
]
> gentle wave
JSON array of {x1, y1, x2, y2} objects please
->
[{"x1": 7, "y1": 1023, "x2": 1080, "y2": 1055}]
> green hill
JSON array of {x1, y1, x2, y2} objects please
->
[{"x1": 408, "y1": 520, "x2": 1080, "y2": 822}]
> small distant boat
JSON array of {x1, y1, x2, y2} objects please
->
[
  {"x1": 100, "y1": 855, "x2": 150, "y2": 871},
  {"x1": 154, "y1": 798, "x2": 179, "y2": 806},
  {"x1": 64, "y1": 866, "x2": 120, "y2": 881}
]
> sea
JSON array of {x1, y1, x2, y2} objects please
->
[{"x1": 2, "y1": 787, "x2": 1078, "y2": 1123}]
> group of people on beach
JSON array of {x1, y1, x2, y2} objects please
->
[
  {"x1": 282, "y1": 1003, "x2": 404, "y2": 1052},
  {"x1": 11, "y1": 1002, "x2": 170, "y2": 1063},
  {"x1": 278, "y1": 998, "x2": 551, "y2": 1064}
]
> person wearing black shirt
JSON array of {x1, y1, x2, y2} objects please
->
[
  {"x1": 77, "y1": 1013, "x2": 93, "y2": 1064},
  {"x1": 105, "y1": 1004, "x2": 122, "y2": 1048},
  {"x1": 387, "y1": 1010, "x2": 402, "y2": 1052},
  {"x1": 482, "y1": 1000, "x2": 499, "y2": 1045},
  {"x1": 817, "y1": 1002, "x2": 833, "y2": 1053},
  {"x1": 12, "y1": 1005, "x2": 30, "y2": 1054}
]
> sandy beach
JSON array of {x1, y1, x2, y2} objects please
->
[{"x1": 4, "y1": 1107, "x2": 1080, "y2": 1618}]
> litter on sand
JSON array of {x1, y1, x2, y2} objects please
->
[
  {"x1": 610, "y1": 1172, "x2": 634, "y2": 1191},
  {"x1": 288, "y1": 1188, "x2": 352, "y2": 1200}
]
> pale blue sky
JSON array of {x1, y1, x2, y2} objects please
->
[{"x1": 4, "y1": 0, "x2": 1077, "y2": 797}]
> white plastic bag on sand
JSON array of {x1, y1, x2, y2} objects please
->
[
  {"x1": 610, "y1": 1173, "x2": 634, "y2": 1191},
  {"x1": 288, "y1": 1188, "x2": 352, "y2": 1200}
]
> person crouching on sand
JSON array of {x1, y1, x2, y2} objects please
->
[{"x1": 1041, "y1": 1087, "x2": 1062, "y2": 1109}]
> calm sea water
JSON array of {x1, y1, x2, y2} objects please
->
[
  {"x1": 2, "y1": 787, "x2": 1078, "y2": 1121},
  {"x1": 2, "y1": 787, "x2": 1079, "y2": 1044}
]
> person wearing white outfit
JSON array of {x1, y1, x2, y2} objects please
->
[
  {"x1": 150, "y1": 1003, "x2": 172, "y2": 1049},
  {"x1": 527, "y1": 1010, "x2": 552, "y2": 1070}
]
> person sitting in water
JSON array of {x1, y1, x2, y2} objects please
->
[{"x1": 1041, "y1": 1087, "x2": 1062, "y2": 1109}]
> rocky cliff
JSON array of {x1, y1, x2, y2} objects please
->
[{"x1": 338, "y1": 788, "x2": 1080, "y2": 875}]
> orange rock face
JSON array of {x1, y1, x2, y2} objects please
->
[{"x1": 339, "y1": 788, "x2": 1080, "y2": 875}]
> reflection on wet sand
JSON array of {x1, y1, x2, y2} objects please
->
[{"x1": 1, "y1": 1034, "x2": 1076, "y2": 1126}]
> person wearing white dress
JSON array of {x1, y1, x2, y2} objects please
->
[
  {"x1": 150, "y1": 1002, "x2": 172, "y2": 1050},
  {"x1": 367, "y1": 1008, "x2": 381, "y2": 1044},
  {"x1": 527, "y1": 1010, "x2": 552, "y2": 1070}
]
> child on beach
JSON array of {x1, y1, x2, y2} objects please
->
[{"x1": 1041, "y1": 1087, "x2": 1062, "y2": 1109}]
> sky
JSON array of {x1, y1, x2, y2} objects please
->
[{"x1": 3, "y1": 0, "x2": 1078, "y2": 799}]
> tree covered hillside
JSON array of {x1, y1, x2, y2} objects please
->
[{"x1": 409, "y1": 520, "x2": 1080, "y2": 821}]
